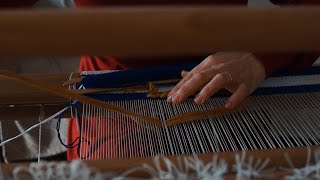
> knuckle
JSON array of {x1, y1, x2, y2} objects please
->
[
  {"x1": 179, "y1": 85, "x2": 192, "y2": 95},
  {"x1": 210, "y1": 63, "x2": 226, "y2": 74},
  {"x1": 207, "y1": 54, "x2": 215, "y2": 61},
  {"x1": 194, "y1": 72, "x2": 207, "y2": 81},
  {"x1": 203, "y1": 85, "x2": 215, "y2": 94},
  {"x1": 186, "y1": 72, "x2": 195, "y2": 79},
  {"x1": 174, "y1": 82, "x2": 183, "y2": 90},
  {"x1": 216, "y1": 62, "x2": 226, "y2": 69},
  {"x1": 169, "y1": 87, "x2": 178, "y2": 94},
  {"x1": 216, "y1": 73, "x2": 227, "y2": 81},
  {"x1": 194, "y1": 72, "x2": 208, "y2": 82},
  {"x1": 206, "y1": 54, "x2": 224, "y2": 65},
  {"x1": 206, "y1": 55, "x2": 218, "y2": 64}
]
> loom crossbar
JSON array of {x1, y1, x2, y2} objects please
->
[
  {"x1": 0, "y1": 145, "x2": 319, "y2": 178},
  {"x1": 0, "y1": 73, "x2": 72, "y2": 105},
  {"x1": 0, "y1": 6, "x2": 319, "y2": 58}
]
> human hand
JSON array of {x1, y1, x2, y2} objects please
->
[{"x1": 167, "y1": 52, "x2": 267, "y2": 109}]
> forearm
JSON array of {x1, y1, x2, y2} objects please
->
[
  {"x1": 253, "y1": 53, "x2": 298, "y2": 77},
  {"x1": 254, "y1": 52, "x2": 319, "y2": 77}
]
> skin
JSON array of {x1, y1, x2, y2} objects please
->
[{"x1": 167, "y1": 52, "x2": 267, "y2": 109}]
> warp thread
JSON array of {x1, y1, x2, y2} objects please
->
[
  {"x1": 56, "y1": 102, "x2": 91, "y2": 159},
  {"x1": 0, "y1": 101, "x2": 91, "y2": 159},
  {"x1": 283, "y1": 148, "x2": 320, "y2": 179},
  {"x1": 0, "y1": 70, "x2": 240, "y2": 128},
  {"x1": 0, "y1": 106, "x2": 70, "y2": 147},
  {"x1": 10, "y1": 147, "x2": 320, "y2": 179},
  {"x1": 13, "y1": 160, "x2": 106, "y2": 180}
]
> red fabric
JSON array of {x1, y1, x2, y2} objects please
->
[
  {"x1": 67, "y1": 56, "x2": 128, "y2": 160},
  {"x1": 68, "y1": 115, "x2": 147, "y2": 160},
  {"x1": 255, "y1": 52, "x2": 319, "y2": 76},
  {"x1": 79, "y1": 56, "x2": 127, "y2": 71}
]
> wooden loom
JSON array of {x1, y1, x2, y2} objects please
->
[{"x1": 1, "y1": 6, "x2": 320, "y2": 179}]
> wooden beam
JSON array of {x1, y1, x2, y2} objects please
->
[
  {"x1": 0, "y1": 6, "x2": 319, "y2": 58},
  {"x1": 0, "y1": 104, "x2": 72, "y2": 120},
  {"x1": 0, "y1": 145, "x2": 318, "y2": 178},
  {"x1": 0, "y1": 73, "x2": 72, "y2": 105}
]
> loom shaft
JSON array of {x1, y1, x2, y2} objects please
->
[{"x1": 0, "y1": 6, "x2": 319, "y2": 58}]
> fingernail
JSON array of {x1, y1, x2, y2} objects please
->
[
  {"x1": 194, "y1": 95, "x2": 203, "y2": 104},
  {"x1": 225, "y1": 101, "x2": 233, "y2": 109},
  {"x1": 172, "y1": 93, "x2": 180, "y2": 104},
  {"x1": 167, "y1": 95, "x2": 173, "y2": 103}
]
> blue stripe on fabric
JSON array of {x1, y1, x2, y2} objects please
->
[
  {"x1": 81, "y1": 63, "x2": 320, "y2": 89},
  {"x1": 81, "y1": 63, "x2": 198, "y2": 89},
  {"x1": 270, "y1": 66, "x2": 320, "y2": 77},
  {"x1": 81, "y1": 63, "x2": 320, "y2": 101},
  {"x1": 86, "y1": 84, "x2": 320, "y2": 101}
]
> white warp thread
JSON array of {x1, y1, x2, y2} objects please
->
[
  {"x1": 233, "y1": 152, "x2": 271, "y2": 180},
  {"x1": 80, "y1": 70, "x2": 120, "y2": 76},
  {"x1": 0, "y1": 107, "x2": 69, "y2": 147},
  {"x1": 13, "y1": 160, "x2": 106, "y2": 180},
  {"x1": 10, "y1": 149, "x2": 320, "y2": 180},
  {"x1": 38, "y1": 105, "x2": 45, "y2": 162},
  {"x1": 12, "y1": 156, "x2": 228, "y2": 180},
  {"x1": 283, "y1": 148, "x2": 320, "y2": 179}
]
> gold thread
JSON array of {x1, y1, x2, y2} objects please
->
[
  {"x1": 0, "y1": 71, "x2": 242, "y2": 127},
  {"x1": 147, "y1": 82, "x2": 171, "y2": 99},
  {"x1": 0, "y1": 70, "x2": 162, "y2": 126}
]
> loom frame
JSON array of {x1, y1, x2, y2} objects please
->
[{"x1": 0, "y1": 6, "x2": 320, "y2": 179}]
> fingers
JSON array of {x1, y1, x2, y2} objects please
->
[
  {"x1": 169, "y1": 69, "x2": 217, "y2": 104},
  {"x1": 194, "y1": 73, "x2": 230, "y2": 104},
  {"x1": 167, "y1": 55, "x2": 218, "y2": 97},
  {"x1": 168, "y1": 64, "x2": 205, "y2": 97},
  {"x1": 166, "y1": 52, "x2": 263, "y2": 109},
  {"x1": 225, "y1": 84, "x2": 249, "y2": 109},
  {"x1": 181, "y1": 70, "x2": 188, "y2": 78}
]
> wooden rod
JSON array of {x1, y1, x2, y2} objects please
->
[
  {"x1": 1, "y1": 145, "x2": 319, "y2": 178},
  {"x1": 84, "y1": 145, "x2": 320, "y2": 177},
  {"x1": 0, "y1": 6, "x2": 319, "y2": 58},
  {"x1": 0, "y1": 104, "x2": 71, "y2": 120},
  {"x1": 0, "y1": 73, "x2": 71, "y2": 105}
]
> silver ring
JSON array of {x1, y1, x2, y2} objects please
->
[{"x1": 222, "y1": 72, "x2": 233, "y2": 83}]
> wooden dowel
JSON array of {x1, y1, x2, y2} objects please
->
[
  {"x1": 83, "y1": 145, "x2": 320, "y2": 177},
  {"x1": 0, "y1": 6, "x2": 319, "y2": 58},
  {"x1": 1, "y1": 145, "x2": 319, "y2": 178},
  {"x1": 0, "y1": 104, "x2": 71, "y2": 120},
  {"x1": 0, "y1": 73, "x2": 70, "y2": 105}
]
